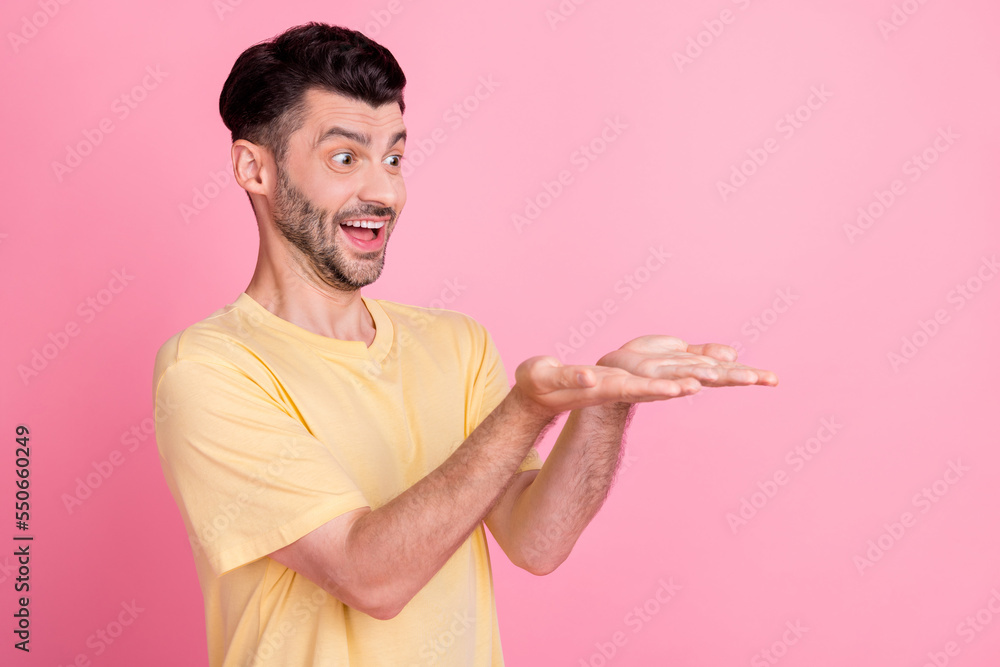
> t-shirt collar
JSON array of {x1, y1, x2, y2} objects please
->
[{"x1": 234, "y1": 292, "x2": 394, "y2": 362}]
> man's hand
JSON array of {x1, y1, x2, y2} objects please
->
[
  {"x1": 511, "y1": 353, "x2": 701, "y2": 418},
  {"x1": 596, "y1": 335, "x2": 778, "y2": 388},
  {"x1": 511, "y1": 335, "x2": 777, "y2": 418},
  {"x1": 489, "y1": 335, "x2": 778, "y2": 576}
]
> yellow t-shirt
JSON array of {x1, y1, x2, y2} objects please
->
[{"x1": 152, "y1": 292, "x2": 542, "y2": 667}]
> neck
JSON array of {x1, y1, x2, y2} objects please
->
[{"x1": 244, "y1": 246, "x2": 376, "y2": 345}]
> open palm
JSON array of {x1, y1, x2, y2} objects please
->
[
  {"x1": 512, "y1": 335, "x2": 777, "y2": 417},
  {"x1": 597, "y1": 335, "x2": 779, "y2": 388}
]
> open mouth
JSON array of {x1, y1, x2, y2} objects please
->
[{"x1": 340, "y1": 219, "x2": 385, "y2": 242}]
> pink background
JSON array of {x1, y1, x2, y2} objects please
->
[{"x1": 3, "y1": 0, "x2": 999, "y2": 664}]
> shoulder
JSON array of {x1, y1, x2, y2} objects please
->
[
  {"x1": 152, "y1": 298, "x2": 268, "y2": 394},
  {"x1": 374, "y1": 298, "x2": 493, "y2": 346},
  {"x1": 371, "y1": 299, "x2": 503, "y2": 374}
]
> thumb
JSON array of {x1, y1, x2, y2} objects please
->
[{"x1": 547, "y1": 364, "x2": 597, "y2": 390}]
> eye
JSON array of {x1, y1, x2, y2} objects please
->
[
  {"x1": 332, "y1": 152, "x2": 354, "y2": 166},
  {"x1": 384, "y1": 155, "x2": 403, "y2": 168}
]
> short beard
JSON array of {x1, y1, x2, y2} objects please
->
[{"x1": 271, "y1": 167, "x2": 395, "y2": 291}]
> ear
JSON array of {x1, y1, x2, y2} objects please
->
[{"x1": 232, "y1": 140, "x2": 274, "y2": 207}]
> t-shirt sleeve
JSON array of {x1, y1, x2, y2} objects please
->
[
  {"x1": 154, "y1": 358, "x2": 369, "y2": 576},
  {"x1": 475, "y1": 327, "x2": 543, "y2": 475}
]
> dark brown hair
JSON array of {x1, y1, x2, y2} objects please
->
[{"x1": 219, "y1": 22, "x2": 406, "y2": 164}]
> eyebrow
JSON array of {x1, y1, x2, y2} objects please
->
[{"x1": 315, "y1": 126, "x2": 406, "y2": 151}]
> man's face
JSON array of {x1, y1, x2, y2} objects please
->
[{"x1": 270, "y1": 88, "x2": 407, "y2": 291}]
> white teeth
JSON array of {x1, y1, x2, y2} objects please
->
[{"x1": 342, "y1": 220, "x2": 386, "y2": 229}]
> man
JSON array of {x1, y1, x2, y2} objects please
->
[{"x1": 153, "y1": 22, "x2": 777, "y2": 667}]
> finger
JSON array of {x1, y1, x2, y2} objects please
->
[
  {"x1": 576, "y1": 367, "x2": 597, "y2": 388},
  {"x1": 687, "y1": 342, "x2": 738, "y2": 362},
  {"x1": 596, "y1": 372, "x2": 701, "y2": 402},
  {"x1": 639, "y1": 376, "x2": 702, "y2": 400},
  {"x1": 688, "y1": 366, "x2": 722, "y2": 383},
  {"x1": 620, "y1": 335, "x2": 688, "y2": 354},
  {"x1": 633, "y1": 358, "x2": 722, "y2": 383},
  {"x1": 642, "y1": 355, "x2": 722, "y2": 368},
  {"x1": 527, "y1": 367, "x2": 703, "y2": 412},
  {"x1": 543, "y1": 368, "x2": 682, "y2": 403},
  {"x1": 700, "y1": 365, "x2": 779, "y2": 387},
  {"x1": 727, "y1": 364, "x2": 778, "y2": 386},
  {"x1": 515, "y1": 355, "x2": 561, "y2": 388},
  {"x1": 755, "y1": 369, "x2": 779, "y2": 386},
  {"x1": 536, "y1": 363, "x2": 603, "y2": 393}
]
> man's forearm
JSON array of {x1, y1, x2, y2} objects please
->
[
  {"x1": 502, "y1": 401, "x2": 636, "y2": 574},
  {"x1": 344, "y1": 386, "x2": 554, "y2": 616}
]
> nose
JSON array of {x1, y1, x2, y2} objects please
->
[{"x1": 356, "y1": 159, "x2": 404, "y2": 213}]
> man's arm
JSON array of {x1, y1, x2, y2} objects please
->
[
  {"x1": 485, "y1": 336, "x2": 779, "y2": 573},
  {"x1": 484, "y1": 402, "x2": 635, "y2": 575},
  {"x1": 268, "y1": 356, "x2": 690, "y2": 620}
]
